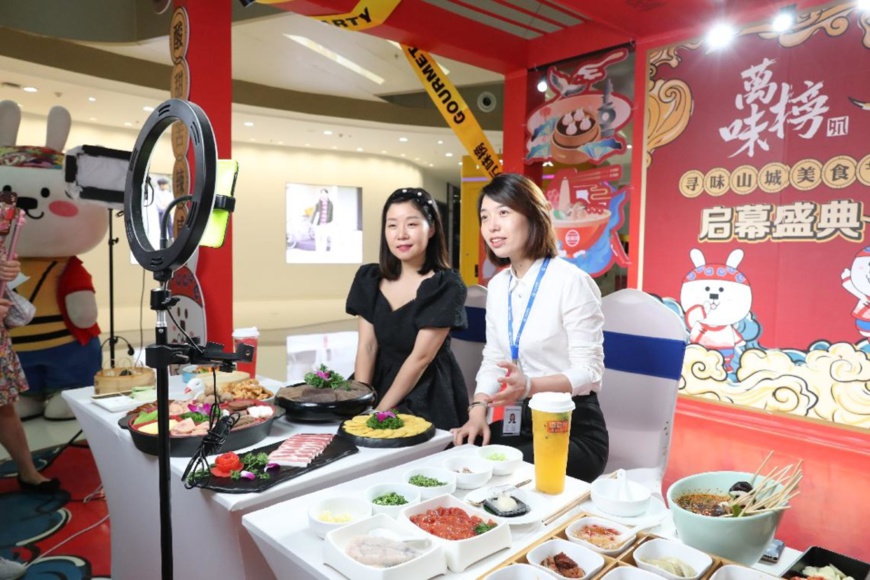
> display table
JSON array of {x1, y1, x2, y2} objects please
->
[
  {"x1": 242, "y1": 446, "x2": 801, "y2": 580},
  {"x1": 63, "y1": 378, "x2": 452, "y2": 580}
]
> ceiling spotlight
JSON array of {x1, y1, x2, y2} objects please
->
[
  {"x1": 399, "y1": 137, "x2": 408, "y2": 142},
  {"x1": 22, "y1": 86, "x2": 38, "y2": 93},
  {"x1": 123, "y1": 122, "x2": 133, "y2": 127},
  {"x1": 323, "y1": 130, "x2": 333, "y2": 136},
  {"x1": 88, "y1": 97, "x2": 96, "y2": 102},
  {"x1": 356, "y1": 147, "x2": 363, "y2": 152},
  {"x1": 445, "y1": 152, "x2": 454, "y2": 157},
  {"x1": 437, "y1": 140, "x2": 444, "y2": 145},
  {"x1": 536, "y1": 78, "x2": 548, "y2": 93},
  {"x1": 772, "y1": 5, "x2": 796, "y2": 32},
  {"x1": 706, "y1": 22, "x2": 737, "y2": 49},
  {"x1": 244, "y1": 121, "x2": 254, "y2": 127}
]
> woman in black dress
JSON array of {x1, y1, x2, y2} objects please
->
[{"x1": 346, "y1": 188, "x2": 469, "y2": 431}]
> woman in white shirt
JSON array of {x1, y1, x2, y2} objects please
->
[{"x1": 451, "y1": 173, "x2": 608, "y2": 482}]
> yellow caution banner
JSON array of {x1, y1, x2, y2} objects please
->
[
  {"x1": 259, "y1": 0, "x2": 402, "y2": 31},
  {"x1": 402, "y1": 45, "x2": 501, "y2": 179}
]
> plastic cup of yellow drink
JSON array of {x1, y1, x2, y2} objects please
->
[{"x1": 529, "y1": 392, "x2": 575, "y2": 494}]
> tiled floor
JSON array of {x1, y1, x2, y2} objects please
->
[{"x1": 1, "y1": 320, "x2": 358, "y2": 462}]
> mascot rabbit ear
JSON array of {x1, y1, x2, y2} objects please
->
[
  {"x1": 689, "y1": 248, "x2": 706, "y2": 268},
  {"x1": 0, "y1": 99, "x2": 22, "y2": 146},
  {"x1": 45, "y1": 106, "x2": 71, "y2": 151},
  {"x1": 726, "y1": 249, "x2": 744, "y2": 269}
]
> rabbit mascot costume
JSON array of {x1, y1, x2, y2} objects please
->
[{"x1": 0, "y1": 100, "x2": 107, "y2": 420}]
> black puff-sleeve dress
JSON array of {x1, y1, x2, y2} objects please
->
[{"x1": 346, "y1": 264, "x2": 470, "y2": 431}]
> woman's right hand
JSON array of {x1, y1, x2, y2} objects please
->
[{"x1": 451, "y1": 412, "x2": 491, "y2": 447}]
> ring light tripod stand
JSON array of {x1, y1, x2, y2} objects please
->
[{"x1": 124, "y1": 98, "x2": 249, "y2": 580}]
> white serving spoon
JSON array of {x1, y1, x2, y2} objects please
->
[
  {"x1": 612, "y1": 518, "x2": 660, "y2": 547},
  {"x1": 368, "y1": 527, "x2": 431, "y2": 550}
]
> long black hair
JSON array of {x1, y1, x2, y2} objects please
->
[{"x1": 379, "y1": 187, "x2": 450, "y2": 280}]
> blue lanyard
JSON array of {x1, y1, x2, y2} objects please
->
[{"x1": 508, "y1": 257, "x2": 550, "y2": 363}]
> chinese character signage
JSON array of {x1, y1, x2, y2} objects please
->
[
  {"x1": 641, "y1": 2, "x2": 870, "y2": 428},
  {"x1": 526, "y1": 48, "x2": 633, "y2": 278}
]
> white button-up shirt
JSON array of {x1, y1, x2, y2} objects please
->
[{"x1": 475, "y1": 257, "x2": 604, "y2": 398}]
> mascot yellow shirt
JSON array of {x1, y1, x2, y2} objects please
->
[{"x1": 10, "y1": 257, "x2": 101, "y2": 351}]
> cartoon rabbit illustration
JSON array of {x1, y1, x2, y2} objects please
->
[
  {"x1": 0, "y1": 100, "x2": 107, "y2": 419},
  {"x1": 680, "y1": 248, "x2": 753, "y2": 372},
  {"x1": 841, "y1": 246, "x2": 870, "y2": 339}
]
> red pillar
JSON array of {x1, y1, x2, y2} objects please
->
[
  {"x1": 176, "y1": 0, "x2": 233, "y2": 346},
  {"x1": 502, "y1": 68, "x2": 542, "y2": 183}
]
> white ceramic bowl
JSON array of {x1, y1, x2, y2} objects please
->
[
  {"x1": 486, "y1": 563, "x2": 550, "y2": 580},
  {"x1": 442, "y1": 456, "x2": 493, "y2": 490},
  {"x1": 400, "y1": 493, "x2": 512, "y2": 572},
  {"x1": 323, "y1": 513, "x2": 445, "y2": 580},
  {"x1": 667, "y1": 471, "x2": 785, "y2": 565},
  {"x1": 709, "y1": 564, "x2": 780, "y2": 580},
  {"x1": 403, "y1": 467, "x2": 457, "y2": 500},
  {"x1": 477, "y1": 444, "x2": 524, "y2": 476},
  {"x1": 527, "y1": 538, "x2": 606, "y2": 580},
  {"x1": 565, "y1": 515, "x2": 635, "y2": 556},
  {"x1": 591, "y1": 477, "x2": 651, "y2": 517},
  {"x1": 633, "y1": 538, "x2": 713, "y2": 580},
  {"x1": 600, "y1": 565, "x2": 666, "y2": 580},
  {"x1": 307, "y1": 496, "x2": 372, "y2": 539},
  {"x1": 363, "y1": 483, "x2": 422, "y2": 518}
]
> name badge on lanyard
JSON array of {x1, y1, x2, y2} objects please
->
[{"x1": 503, "y1": 258, "x2": 550, "y2": 436}]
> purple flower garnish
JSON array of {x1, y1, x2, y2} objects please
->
[
  {"x1": 266, "y1": 463, "x2": 280, "y2": 471},
  {"x1": 376, "y1": 410, "x2": 396, "y2": 422},
  {"x1": 316, "y1": 370, "x2": 330, "y2": 380},
  {"x1": 240, "y1": 470, "x2": 256, "y2": 480}
]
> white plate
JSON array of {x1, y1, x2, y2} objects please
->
[
  {"x1": 463, "y1": 486, "x2": 546, "y2": 527},
  {"x1": 581, "y1": 495, "x2": 668, "y2": 526}
]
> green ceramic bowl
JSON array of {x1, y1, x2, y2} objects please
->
[{"x1": 667, "y1": 471, "x2": 785, "y2": 566}]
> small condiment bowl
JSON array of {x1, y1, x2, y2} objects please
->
[
  {"x1": 442, "y1": 456, "x2": 493, "y2": 489},
  {"x1": 477, "y1": 444, "x2": 523, "y2": 476},
  {"x1": 591, "y1": 476, "x2": 651, "y2": 517},
  {"x1": 599, "y1": 565, "x2": 666, "y2": 580},
  {"x1": 633, "y1": 538, "x2": 713, "y2": 580},
  {"x1": 485, "y1": 563, "x2": 550, "y2": 579},
  {"x1": 307, "y1": 496, "x2": 372, "y2": 539},
  {"x1": 565, "y1": 515, "x2": 635, "y2": 556},
  {"x1": 709, "y1": 564, "x2": 780, "y2": 580},
  {"x1": 528, "y1": 538, "x2": 605, "y2": 580},
  {"x1": 403, "y1": 467, "x2": 457, "y2": 500},
  {"x1": 363, "y1": 482, "x2": 422, "y2": 519}
]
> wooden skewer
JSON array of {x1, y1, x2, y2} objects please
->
[
  {"x1": 542, "y1": 488, "x2": 591, "y2": 526},
  {"x1": 750, "y1": 450, "x2": 774, "y2": 486}
]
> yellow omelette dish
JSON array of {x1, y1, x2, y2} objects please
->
[{"x1": 343, "y1": 413, "x2": 432, "y2": 439}]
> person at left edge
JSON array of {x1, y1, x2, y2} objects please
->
[{"x1": 346, "y1": 188, "x2": 469, "y2": 431}]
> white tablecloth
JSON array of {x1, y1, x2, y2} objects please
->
[
  {"x1": 63, "y1": 378, "x2": 452, "y2": 580},
  {"x1": 242, "y1": 446, "x2": 801, "y2": 580}
]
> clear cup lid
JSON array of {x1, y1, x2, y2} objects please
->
[{"x1": 529, "y1": 392, "x2": 575, "y2": 413}]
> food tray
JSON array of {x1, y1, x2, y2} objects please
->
[
  {"x1": 189, "y1": 435, "x2": 359, "y2": 494},
  {"x1": 479, "y1": 512, "x2": 748, "y2": 580},
  {"x1": 337, "y1": 418, "x2": 436, "y2": 448},
  {"x1": 782, "y1": 546, "x2": 870, "y2": 580},
  {"x1": 118, "y1": 405, "x2": 285, "y2": 457},
  {"x1": 276, "y1": 382, "x2": 376, "y2": 423}
]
